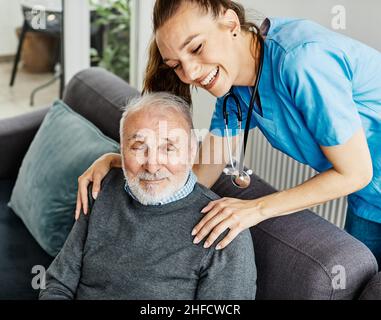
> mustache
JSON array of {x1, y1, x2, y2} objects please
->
[{"x1": 136, "y1": 171, "x2": 170, "y2": 181}]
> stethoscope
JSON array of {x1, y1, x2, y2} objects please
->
[{"x1": 222, "y1": 32, "x2": 265, "y2": 189}]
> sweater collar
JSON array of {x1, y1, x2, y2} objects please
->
[{"x1": 124, "y1": 171, "x2": 197, "y2": 206}]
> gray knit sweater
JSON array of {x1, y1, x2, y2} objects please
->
[{"x1": 39, "y1": 169, "x2": 256, "y2": 300}]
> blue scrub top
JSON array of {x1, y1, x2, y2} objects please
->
[{"x1": 210, "y1": 18, "x2": 381, "y2": 223}]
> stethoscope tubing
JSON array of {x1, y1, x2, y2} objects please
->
[
  {"x1": 222, "y1": 33, "x2": 265, "y2": 180},
  {"x1": 241, "y1": 34, "x2": 265, "y2": 159}
]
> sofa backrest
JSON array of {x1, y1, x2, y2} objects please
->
[{"x1": 63, "y1": 67, "x2": 140, "y2": 143}]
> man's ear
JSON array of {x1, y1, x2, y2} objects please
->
[{"x1": 219, "y1": 8, "x2": 241, "y2": 35}]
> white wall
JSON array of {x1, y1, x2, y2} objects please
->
[
  {"x1": 242, "y1": 0, "x2": 381, "y2": 51},
  {"x1": 0, "y1": 0, "x2": 23, "y2": 56},
  {"x1": 130, "y1": 0, "x2": 155, "y2": 89},
  {"x1": 63, "y1": 0, "x2": 90, "y2": 84}
]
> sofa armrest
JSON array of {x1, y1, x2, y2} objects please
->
[
  {"x1": 252, "y1": 210, "x2": 377, "y2": 300},
  {"x1": 0, "y1": 107, "x2": 49, "y2": 179},
  {"x1": 359, "y1": 271, "x2": 381, "y2": 299},
  {"x1": 211, "y1": 172, "x2": 378, "y2": 300}
]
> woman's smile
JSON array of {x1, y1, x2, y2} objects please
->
[{"x1": 200, "y1": 66, "x2": 220, "y2": 90}]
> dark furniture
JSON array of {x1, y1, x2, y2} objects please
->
[
  {"x1": 9, "y1": 1, "x2": 104, "y2": 105},
  {"x1": 9, "y1": 1, "x2": 62, "y2": 88},
  {"x1": 0, "y1": 67, "x2": 379, "y2": 300}
]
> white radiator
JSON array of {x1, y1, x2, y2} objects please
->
[{"x1": 247, "y1": 129, "x2": 348, "y2": 228}]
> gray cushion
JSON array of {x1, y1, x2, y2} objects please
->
[{"x1": 8, "y1": 100, "x2": 120, "y2": 256}]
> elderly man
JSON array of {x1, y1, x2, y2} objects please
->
[{"x1": 39, "y1": 92, "x2": 256, "y2": 300}]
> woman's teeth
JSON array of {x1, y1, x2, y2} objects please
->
[{"x1": 201, "y1": 67, "x2": 219, "y2": 86}]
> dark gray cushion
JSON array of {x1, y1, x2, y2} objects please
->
[
  {"x1": 359, "y1": 272, "x2": 381, "y2": 300},
  {"x1": 211, "y1": 173, "x2": 378, "y2": 300}
]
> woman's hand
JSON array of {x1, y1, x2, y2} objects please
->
[
  {"x1": 191, "y1": 197, "x2": 266, "y2": 250},
  {"x1": 75, "y1": 153, "x2": 121, "y2": 220}
]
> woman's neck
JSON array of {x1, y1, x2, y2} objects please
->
[{"x1": 235, "y1": 31, "x2": 261, "y2": 87}]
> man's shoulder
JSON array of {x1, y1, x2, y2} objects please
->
[
  {"x1": 87, "y1": 168, "x2": 125, "y2": 210},
  {"x1": 103, "y1": 167, "x2": 125, "y2": 186},
  {"x1": 193, "y1": 185, "x2": 254, "y2": 254},
  {"x1": 194, "y1": 182, "x2": 220, "y2": 202}
]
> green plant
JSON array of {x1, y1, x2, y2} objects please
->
[{"x1": 91, "y1": 0, "x2": 131, "y2": 82}]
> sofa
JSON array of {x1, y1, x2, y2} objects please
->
[{"x1": 0, "y1": 67, "x2": 379, "y2": 300}]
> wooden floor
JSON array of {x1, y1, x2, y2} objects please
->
[{"x1": 0, "y1": 61, "x2": 59, "y2": 119}]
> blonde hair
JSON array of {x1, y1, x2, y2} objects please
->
[{"x1": 143, "y1": 0, "x2": 261, "y2": 105}]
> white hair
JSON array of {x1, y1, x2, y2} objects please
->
[{"x1": 119, "y1": 92, "x2": 194, "y2": 143}]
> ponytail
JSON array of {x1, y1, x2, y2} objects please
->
[{"x1": 143, "y1": 38, "x2": 192, "y2": 105}]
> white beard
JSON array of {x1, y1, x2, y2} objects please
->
[{"x1": 125, "y1": 170, "x2": 190, "y2": 205}]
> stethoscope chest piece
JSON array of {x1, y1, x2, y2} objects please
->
[
  {"x1": 232, "y1": 171, "x2": 252, "y2": 189},
  {"x1": 223, "y1": 168, "x2": 253, "y2": 189}
]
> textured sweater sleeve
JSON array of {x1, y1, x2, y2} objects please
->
[
  {"x1": 196, "y1": 230, "x2": 257, "y2": 300},
  {"x1": 38, "y1": 213, "x2": 89, "y2": 300}
]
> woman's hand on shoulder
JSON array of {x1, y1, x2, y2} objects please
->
[
  {"x1": 75, "y1": 153, "x2": 121, "y2": 220},
  {"x1": 191, "y1": 197, "x2": 266, "y2": 250}
]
